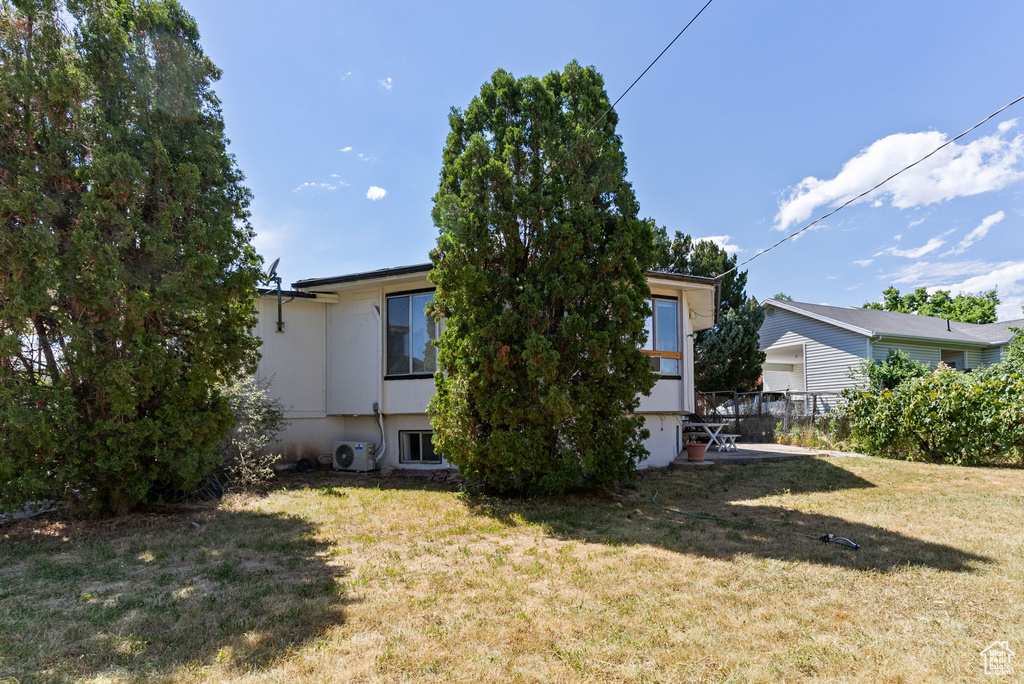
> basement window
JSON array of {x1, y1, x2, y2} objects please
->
[
  {"x1": 386, "y1": 291, "x2": 437, "y2": 377},
  {"x1": 399, "y1": 431, "x2": 441, "y2": 464},
  {"x1": 641, "y1": 297, "x2": 680, "y2": 375}
]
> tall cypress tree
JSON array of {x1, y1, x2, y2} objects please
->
[
  {"x1": 0, "y1": 0, "x2": 261, "y2": 515},
  {"x1": 429, "y1": 62, "x2": 656, "y2": 494}
]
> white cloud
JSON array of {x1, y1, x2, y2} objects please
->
[
  {"x1": 774, "y1": 122, "x2": 1024, "y2": 231},
  {"x1": 853, "y1": 258, "x2": 874, "y2": 267},
  {"x1": 294, "y1": 181, "x2": 337, "y2": 192},
  {"x1": 944, "y1": 210, "x2": 1004, "y2": 256},
  {"x1": 694, "y1": 234, "x2": 742, "y2": 255},
  {"x1": 366, "y1": 186, "x2": 387, "y2": 201},
  {"x1": 340, "y1": 146, "x2": 353, "y2": 153},
  {"x1": 874, "y1": 236, "x2": 947, "y2": 259},
  {"x1": 379, "y1": 77, "x2": 393, "y2": 90},
  {"x1": 339, "y1": 71, "x2": 353, "y2": 81},
  {"x1": 907, "y1": 217, "x2": 927, "y2": 228}
]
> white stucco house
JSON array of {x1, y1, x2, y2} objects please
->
[
  {"x1": 255, "y1": 263, "x2": 719, "y2": 471},
  {"x1": 759, "y1": 298, "x2": 1023, "y2": 393}
]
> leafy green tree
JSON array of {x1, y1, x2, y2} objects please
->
[
  {"x1": 652, "y1": 226, "x2": 765, "y2": 391},
  {"x1": 864, "y1": 286, "x2": 999, "y2": 323},
  {"x1": 694, "y1": 298, "x2": 766, "y2": 392},
  {"x1": 0, "y1": 0, "x2": 261, "y2": 515},
  {"x1": 652, "y1": 226, "x2": 746, "y2": 309},
  {"x1": 772, "y1": 292, "x2": 794, "y2": 301},
  {"x1": 428, "y1": 62, "x2": 656, "y2": 494}
]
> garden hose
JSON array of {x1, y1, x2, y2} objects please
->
[{"x1": 651, "y1": 490, "x2": 860, "y2": 550}]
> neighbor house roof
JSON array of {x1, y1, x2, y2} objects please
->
[{"x1": 764, "y1": 299, "x2": 1023, "y2": 346}]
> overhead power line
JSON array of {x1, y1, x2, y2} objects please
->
[
  {"x1": 556, "y1": 0, "x2": 716, "y2": 167},
  {"x1": 716, "y1": 92, "x2": 1024, "y2": 280}
]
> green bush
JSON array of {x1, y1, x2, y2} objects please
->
[
  {"x1": 219, "y1": 377, "x2": 288, "y2": 491},
  {"x1": 845, "y1": 366, "x2": 1024, "y2": 466},
  {"x1": 851, "y1": 349, "x2": 930, "y2": 391}
]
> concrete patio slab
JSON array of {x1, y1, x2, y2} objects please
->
[{"x1": 671, "y1": 443, "x2": 868, "y2": 468}]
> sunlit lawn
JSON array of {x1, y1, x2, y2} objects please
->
[{"x1": 1, "y1": 455, "x2": 1022, "y2": 683}]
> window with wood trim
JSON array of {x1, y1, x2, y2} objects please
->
[
  {"x1": 642, "y1": 297, "x2": 680, "y2": 375},
  {"x1": 386, "y1": 291, "x2": 437, "y2": 377}
]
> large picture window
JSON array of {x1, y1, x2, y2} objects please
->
[
  {"x1": 642, "y1": 297, "x2": 680, "y2": 375},
  {"x1": 386, "y1": 291, "x2": 437, "y2": 377}
]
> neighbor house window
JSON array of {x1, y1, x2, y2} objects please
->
[
  {"x1": 400, "y1": 431, "x2": 441, "y2": 464},
  {"x1": 642, "y1": 297, "x2": 680, "y2": 375},
  {"x1": 940, "y1": 349, "x2": 967, "y2": 371},
  {"x1": 387, "y1": 291, "x2": 437, "y2": 376}
]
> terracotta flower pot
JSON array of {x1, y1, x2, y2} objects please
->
[{"x1": 686, "y1": 442, "x2": 707, "y2": 463}]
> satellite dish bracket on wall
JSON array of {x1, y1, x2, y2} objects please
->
[{"x1": 266, "y1": 258, "x2": 284, "y2": 333}]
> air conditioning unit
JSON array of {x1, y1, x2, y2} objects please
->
[{"x1": 333, "y1": 441, "x2": 376, "y2": 472}]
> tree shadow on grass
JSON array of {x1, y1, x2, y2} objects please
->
[
  {"x1": 0, "y1": 505, "x2": 351, "y2": 681},
  {"x1": 457, "y1": 459, "x2": 992, "y2": 573}
]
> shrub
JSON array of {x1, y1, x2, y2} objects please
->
[
  {"x1": 219, "y1": 377, "x2": 288, "y2": 491},
  {"x1": 0, "y1": 1, "x2": 261, "y2": 516},
  {"x1": 851, "y1": 349, "x2": 930, "y2": 391},
  {"x1": 845, "y1": 366, "x2": 1024, "y2": 466}
]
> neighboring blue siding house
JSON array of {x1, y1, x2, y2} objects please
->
[{"x1": 758, "y1": 299, "x2": 1023, "y2": 393}]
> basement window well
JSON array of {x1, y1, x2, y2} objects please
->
[{"x1": 400, "y1": 431, "x2": 441, "y2": 464}]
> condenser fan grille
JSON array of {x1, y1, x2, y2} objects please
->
[{"x1": 335, "y1": 444, "x2": 355, "y2": 469}]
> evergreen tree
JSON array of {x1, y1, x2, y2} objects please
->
[
  {"x1": 429, "y1": 62, "x2": 656, "y2": 494},
  {"x1": 652, "y1": 226, "x2": 765, "y2": 391},
  {"x1": 693, "y1": 298, "x2": 766, "y2": 392},
  {"x1": 0, "y1": 0, "x2": 261, "y2": 515},
  {"x1": 652, "y1": 226, "x2": 746, "y2": 309}
]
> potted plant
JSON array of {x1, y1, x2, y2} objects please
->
[{"x1": 684, "y1": 433, "x2": 709, "y2": 463}]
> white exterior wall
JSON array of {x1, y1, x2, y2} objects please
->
[
  {"x1": 982, "y1": 347, "x2": 1005, "y2": 365},
  {"x1": 328, "y1": 287, "x2": 380, "y2": 416},
  {"x1": 762, "y1": 362, "x2": 804, "y2": 391},
  {"x1": 257, "y1": 273, "x2": 716, "y2": 469},
  {"x1": 760, "y1": 308, "x2": 866, "y2": 392},
  {"x1": 256, "y1": 297, "x2": 327, "y2": 418},
  {"x1": 871, "y1": 339, "x2": 942, "y2": 367},
  {"x1": 872, "y1": 338, "x2": 990, "y2": 370},
  {"x1": 639, "y1": 414, "x2": 685, "y2": 468}
]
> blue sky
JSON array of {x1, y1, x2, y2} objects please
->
[{"x1": 184, "y1": 0, "x2": 1024, "y2": 319}]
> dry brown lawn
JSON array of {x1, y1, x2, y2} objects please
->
[{"x1": 1, "y1": 455, "x2": 1022, "y2": 683}]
